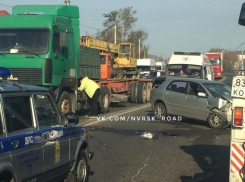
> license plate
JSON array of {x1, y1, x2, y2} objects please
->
[{"x1": 232, "y1": 77, "x2": 245, "y2": 98}]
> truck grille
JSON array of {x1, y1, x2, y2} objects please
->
[{"x1": 9, "y1": 68, "x2": 42, "y2": 85}]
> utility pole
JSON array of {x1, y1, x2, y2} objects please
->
[
  {"x1": 114, "y1": 25, "x2": 117, "y2": 44},
  {"x1": 139, "y1": 38, "x2": 141, "y2": 59},
  {"x1": 64, "y1": 0, "x2": 70, "y2": 5},
  {"x1": 242, "y1": 42, "x2": 244, "y2": 72}
]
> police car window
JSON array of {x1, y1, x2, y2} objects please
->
[
  {"x1": 3, "y1": 96, "x2": 33, "y2": 133},
  {"x1": 34, "y1": 95, "x2": 59, "y2": 127}
]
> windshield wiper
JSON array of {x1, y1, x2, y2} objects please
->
[{"x1": 18, "y1": 50, "x2": 40, "y2": 57}]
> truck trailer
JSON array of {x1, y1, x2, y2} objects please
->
[{"x1": 0, "y1": 4, "x2": 152, "y2": 115}]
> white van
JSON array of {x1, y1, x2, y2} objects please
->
[
  {"x1": 137, "y1": 59, "x2": 156, "y2": 77},
  {"x1": 156, "y1": 61, "x2": 166, "y2": 71},
  {"x1": 166, "y1": 52, "x2": 214, "y2": 80}
]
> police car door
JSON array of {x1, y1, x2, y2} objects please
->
[
  {"x1": 33, "y1": 93, "x2": 70, "y2": 178},
  {"x1": 2, "y1": 93, "x2": 43, "y2": 181}
]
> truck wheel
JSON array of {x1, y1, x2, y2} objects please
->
[
  {"x1": 129, "y1": 82, "x2": 136, "y2": 103},
  {"x1": 100, "y1": 87, "x2": 110, "y2": 113},
  {"x1": 58, "y1": 91, "x2": 72, "y2": 115},
  {"x1": 137, "y1": 82, "x2": 147, "y2": 103},
  {"x1": 134, "y1": 83, "x2": 139, "y2": 103},
  {"x1": 75, "y1": 150, "x2": 88, "y2": 182},
  {"x1": 154, "y1": 103, "x2": 167, "y2": 120},
  {"x1": 208, "y1": 110, "x2": 226, "y2": 129},
  {"x1": 146, "y1": 82, "x2": 151, "y2": 102}
]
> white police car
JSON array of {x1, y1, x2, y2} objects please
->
[{"x1": 0, "y1": 67, "x2": 93, "y2": 182}]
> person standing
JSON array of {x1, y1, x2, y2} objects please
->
[{"x1": 78, "y1": 76, "x2": 101, "y2": 118}]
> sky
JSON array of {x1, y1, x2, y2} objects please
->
[{"x1": 1, "y1": 0, "x2": 245, "y2": 59}]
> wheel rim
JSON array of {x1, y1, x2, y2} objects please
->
[
  {"x1": 155, "y1": 105, "x2": 164, "y2": 118},
  {"x1": 210, "y1": 114, "x2": 222, "y2": 126},
  {"x1": 103, "y1": 94, "x2": 109, "y2": 108},
  {"x1": 77, "y1": 158, "x2": 87, "y2": 182},
  {"x1": 61, "y1": 98, "x2": 70, "y2": 115}
]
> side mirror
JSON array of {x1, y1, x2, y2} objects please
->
[
  {"x1": 198, "y1": 92, "x2": 207, "y2": 98},
  {"x1": 154, "y1": 84, "x2": 159, "y2": 89},
  {"x1": 66, "y1": 113, "x2": 79, "y2": 125},
  {"x1": 239, "y1": 3, "x2": 245, "y2": 26},
  {"x1": 59, "y1": 32, "x2": 67, "y2": 47}
]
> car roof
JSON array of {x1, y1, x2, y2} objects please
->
[
  {"x1": 0, "y1": 81, "x2": 49, "y2": 93},
  {"x1": 154, "y1": 76, "x2": 224, "y2": 84}
]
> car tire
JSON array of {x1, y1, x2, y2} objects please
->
[
  {"x1": 137, "y1": 82, "x2": 147, "y2": 103},
  {"x1": 129, "y1": 82, "x2": 136, "y2": 103},
  {"x1": 100, "y1": 87, "x2": 110, "y2": 113},
  {"x1": 75, "y1": 150, "x2": 88, "y2": 182},
  {"x1": 208, "y1": 109, "x2": 226, "y2": 129},
  {"x1": 154, "y1": 103, "x2": 167, "y2": 120},
  {"x1": 58, "y1": 91, "x2": 72, "y2": 115},
  {"x1": 146, "y1": 82, "x2": 151, "y2": 102}
]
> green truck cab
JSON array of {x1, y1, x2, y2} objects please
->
[{"x1": 0, "y1": 5, "x2": 105, "y2": 114}]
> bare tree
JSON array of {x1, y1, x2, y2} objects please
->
[
  {"x1": 96, "y1": 7, "x2": 149, "y2": 55},
  {"x1": 223, "y1": 51, "x2": 239, "y2": 70},
  {"x1": 208, "y1": 48, "x2": 223, "y2": 52}
]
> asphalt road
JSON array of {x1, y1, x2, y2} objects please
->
[
  {"x1": 79, "y1": 104, "x2": 230, "y2": 182},
  {"x1": 78, "y1": 74, "x2": 235, "y2": 182},
  {"x1": 220, "y1": 73, "x2": 235, "y2": 86}
]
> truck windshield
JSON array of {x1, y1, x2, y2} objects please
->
[
  {"x1": 166, "y1": 64, "x2": 202, "y2": 78},
  {"x1": 210, "y1": 58, "x2": 221, "y2": 65},
  {"x1": 0, "y1": 28, "x2": 50, "y2": 54},
  {"x1": 119, "y1": 44, "x2": 130, "y2": 58}
]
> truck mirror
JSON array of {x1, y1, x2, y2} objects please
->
[
  {"x1": 59, "y1": 32, "x2": 67, "y2": 47},
  {"x1": 239, "y1": 3, "x2": 245, "y2": 26}
]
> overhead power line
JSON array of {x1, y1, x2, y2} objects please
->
[
  {"x1": 0, "y1": 4, "x2": 13, "y2": 8},
  {"x1": 80, "y1": 24, "x2": 102, "y2": 31},
  {"x1": 233, "y1": 43, "x2": 243, "y2": 52}
]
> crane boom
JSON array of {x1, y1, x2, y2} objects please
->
[{"x1": 80, "y1": 36, "x2": 119, "y2": 53}]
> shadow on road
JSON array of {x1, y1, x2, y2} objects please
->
[
  {"x1": 180, "y1": 145, "x2": 229, "y2": 182},
  {"x1": 88, "y1": 165, "x2": 95, "y2": 182},
  {"x1": 110, "y1": 102, "x2": 128, "y2": 108}
]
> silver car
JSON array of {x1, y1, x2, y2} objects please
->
[{"x1": 150, "y1": 77, "x2": 232, "y2": 129}]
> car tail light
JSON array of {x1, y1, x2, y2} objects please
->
[{"x1": 234, "y1": 107, "x2": 243, "y2": 127}]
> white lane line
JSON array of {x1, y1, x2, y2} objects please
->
[
  {"x1": 84, "y1": 104, "x2": 151, "y2": 126},
  {"x1": 217, "y1": 76, "x2": 226, "y2": 82}
]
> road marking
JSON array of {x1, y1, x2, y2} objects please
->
[
  {"x1": 84, "y1": 104, "x2": 151, "y2": 126},
  {"x1": 217, "y1": 76, "x2": 226, "y2": 83}
]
